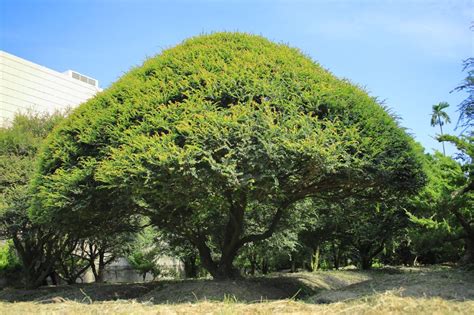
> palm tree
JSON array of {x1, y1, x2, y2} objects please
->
[{"x1": 430, "y1": 102, "x2": 451, "y2": 155}]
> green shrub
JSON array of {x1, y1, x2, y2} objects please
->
[{"x1": 0, "y1": 241, "x2": 21, "y2": 272}]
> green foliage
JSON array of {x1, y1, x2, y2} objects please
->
[
  {"x1": 1, "y1": 111, "x2": 65, "y2": 219},
  {"x1": 409, "y1": 132, "x2": 473, "y2": 264},
  {"x1": 32, "y1": 33, "x2": 424, "y2": 278},
  {"x1": 128, "y1": 251, "x2": 160, "y2": 280},
  {"x1": 0, "y1": 110, "x2": 64, "y2": 156},
  {"x1": 128, "y1": 227, "x2": 161, "y2": 280},
  {"x1": 453, "y1": 57, "x2": 474, "y2": 129},
  {"x1": 343, "y1": 201, "x2": 408, "y2": 270},
  {"x1": 430, "y1": 102, "x2": 451, "y2": 129},
  {"x1": 0, "y1": 111, "x2": 68, "y2": 288},
  {"x1": 0, "y1": 241, "x2": 21, "y2": 272},
  {"x1": 298, "y1": 195, "x2": 410, "y2": 271}
]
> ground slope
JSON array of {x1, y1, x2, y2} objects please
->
[{"x1": 0, "y1": 267, "x2": 473, "y2": 314}]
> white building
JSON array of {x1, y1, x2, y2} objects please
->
[{"x1": 0, "y1": 50, "x2": 102, "y2": 125}]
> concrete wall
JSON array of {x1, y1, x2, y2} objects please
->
[{"x1": 0, "y1": 50, "x2": 101, "y2": 125}]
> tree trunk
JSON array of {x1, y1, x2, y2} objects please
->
[
  {"x1": 214, "y1": 253, "x2": 241, "y2": 280},
  {"x1": 310, "y1": 245, "x2": 320, "y2": 272},
  {"x1": 438, "y1": 118, "x2": 446, "y2": 156},
  {"x1": 66, "y1": 278, "x2": 76, "y2": 285},
  {"x1": 332, "y1": 242, "x2": 340, "y2": 270},
  {"x1": 357, "y1": 241, "x2": 385, "y2": 270},
  {"x1": 183, "y1": 254, "x2": 198, "y2": 278},
  {"x1": 290, "y1": 253, "x2": 296, "y2": 273},
  {"x1": 195, "y1": 237, "x2": 241, "y2": 280},
  {"x1": 193, "y1": 198, "x2": 244, "y2": 280},
  {"x1": 21, "y1": 251, "x2": 55, "y2": 289},
  {"x1": 24, "y1": 264, "x2": 53, "y2": 289},
  {"x1": 96, "y1": 252, "x2": 106, "y2": 283},
  {"x1": 191, "y1": 198, "x2": 289, "y2": 280},
  {"x1": 249, "y1": 251, "x2": 257, "y2": 276},
  {"x1": 357, "y1": 245, "x2": 372, "y2": 270},
  {"x1": 261, "y1": 257, "x2": 269, "y2": 275},
  {"x1": 360, "y1": 255, "x2": 372, "y2": 270},
  {"x1": 460, "y1": 236, "x2": 474, "y2": 265},
  {"x1": 49, "y1": 271, "x2": 59, "y2": 285},
  {"x1": 13, "y1": 237, "x2": 51, "y2": 289},
  {"x1": 90, "y1": 261, "x2": 99, "y2": 282}
]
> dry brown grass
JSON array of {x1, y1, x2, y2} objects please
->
[
  {"x1": 0, "y1": 293, "x2": 473, "y2": 315},
  {"x1": 1, "y1": 266, "x2": 473, "y2": 314}
]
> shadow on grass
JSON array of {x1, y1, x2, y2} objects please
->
[
  {"x1": 1, "y1": 267, "x2": 471, "y2": 304},
  {"x1": 0, "y1": 272, "x2": 362, "y2": 304},
  {"x1": 308, "y1": 267, "x2": 474, "y2": 303}
]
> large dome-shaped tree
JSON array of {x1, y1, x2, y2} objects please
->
[{"x1": 32, "y1": 33, "x2": 424, "y2": 279}]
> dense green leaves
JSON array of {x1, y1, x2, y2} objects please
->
[
  {"x1": 0, "y1": 111, "x2": 69, "y2": 288},
  {"x1": 31, "y1": 33, "x2": 424, "y2": 278},
  {"x1": 409, "y1": 134, "x2": 473, "y2": 264}
]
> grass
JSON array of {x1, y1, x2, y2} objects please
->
[
  {"x1": 0, "y1": 270, "x2": 368, "y2": 303},
  {"x1": 0, "y1": 266, "x2": 473, "y2": 314},
  {"x1": 1, "y1": 294, "x2": 473, "y2": 315}
]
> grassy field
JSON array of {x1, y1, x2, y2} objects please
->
[{"x1": 0, "y1": 266, "x2": 473, "y2": 314}]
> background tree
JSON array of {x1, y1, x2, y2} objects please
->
[
  {"x1": 453, "y1": 57, "x2": 473, "y2": 130},
  {"x1": 78, "y1": 232, "x2": 134, "y2": 283},
  {"x1": 344, "y1": 201, "x2": 408, "y2": 270},
  {"x1": 438, "y1": 134, "x2": 473, "y2": 264},
  {"x1": 32, "y1": 33, "x2": 425, "y2": 280},
  {"x1": 236, "y1": 218, "x2": 303, "y2": 275},
  {"x1": 128, "y1": 227, "x2": 161, "y2": 281},
  {"x1": 0, "y1": 111, "x2": 69, "y2": 288},
  {"x1": 160, "y1": 235, "x2": 200, "y2": 278},
  {"x1": 299, "y1": 201, "x2": 351, "y2": 270},
  {"x1": 54, "y1": 238, "x2": 89, "y2": 284},
  {"x1": 430, "y1": 102, "x2": 451, "y2": 155},
  {"x1": 409, "y1": 145, "x2": 473, "y2": 265},
  {"x1": 0, "y1": 241, "x2": 22, "y2": 285},
  {"x1": 298, "y1": 196, "x2": 409, "y2": 271}
]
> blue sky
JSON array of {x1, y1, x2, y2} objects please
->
[{"x1": 1, "y1": 0, "x2": 472, "y2": 155}]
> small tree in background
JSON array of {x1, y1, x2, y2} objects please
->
[
  {"x1": 128, "y1": 227, "x2": 161, "y2": 281},
  {"x1": 55, "y1": 238, "x2": 89, "y2": 285},
  {"x1": 430, "y1": 102, "x2": 451, "y2": 155}
]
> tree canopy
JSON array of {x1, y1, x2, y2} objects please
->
[
  {"x1": 31, "y1": 32, "x2": 424, "y2": 279},
  {"x1": 0, "y1": 111, "x2": 68, "y2": 288},
  {"x1": 453, "y1": 58, "x2": 474, "y2": 130}
]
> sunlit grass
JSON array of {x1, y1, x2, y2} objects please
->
[{"x1": 1, "y1": 294, "x2": 473, "y2": 315}]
